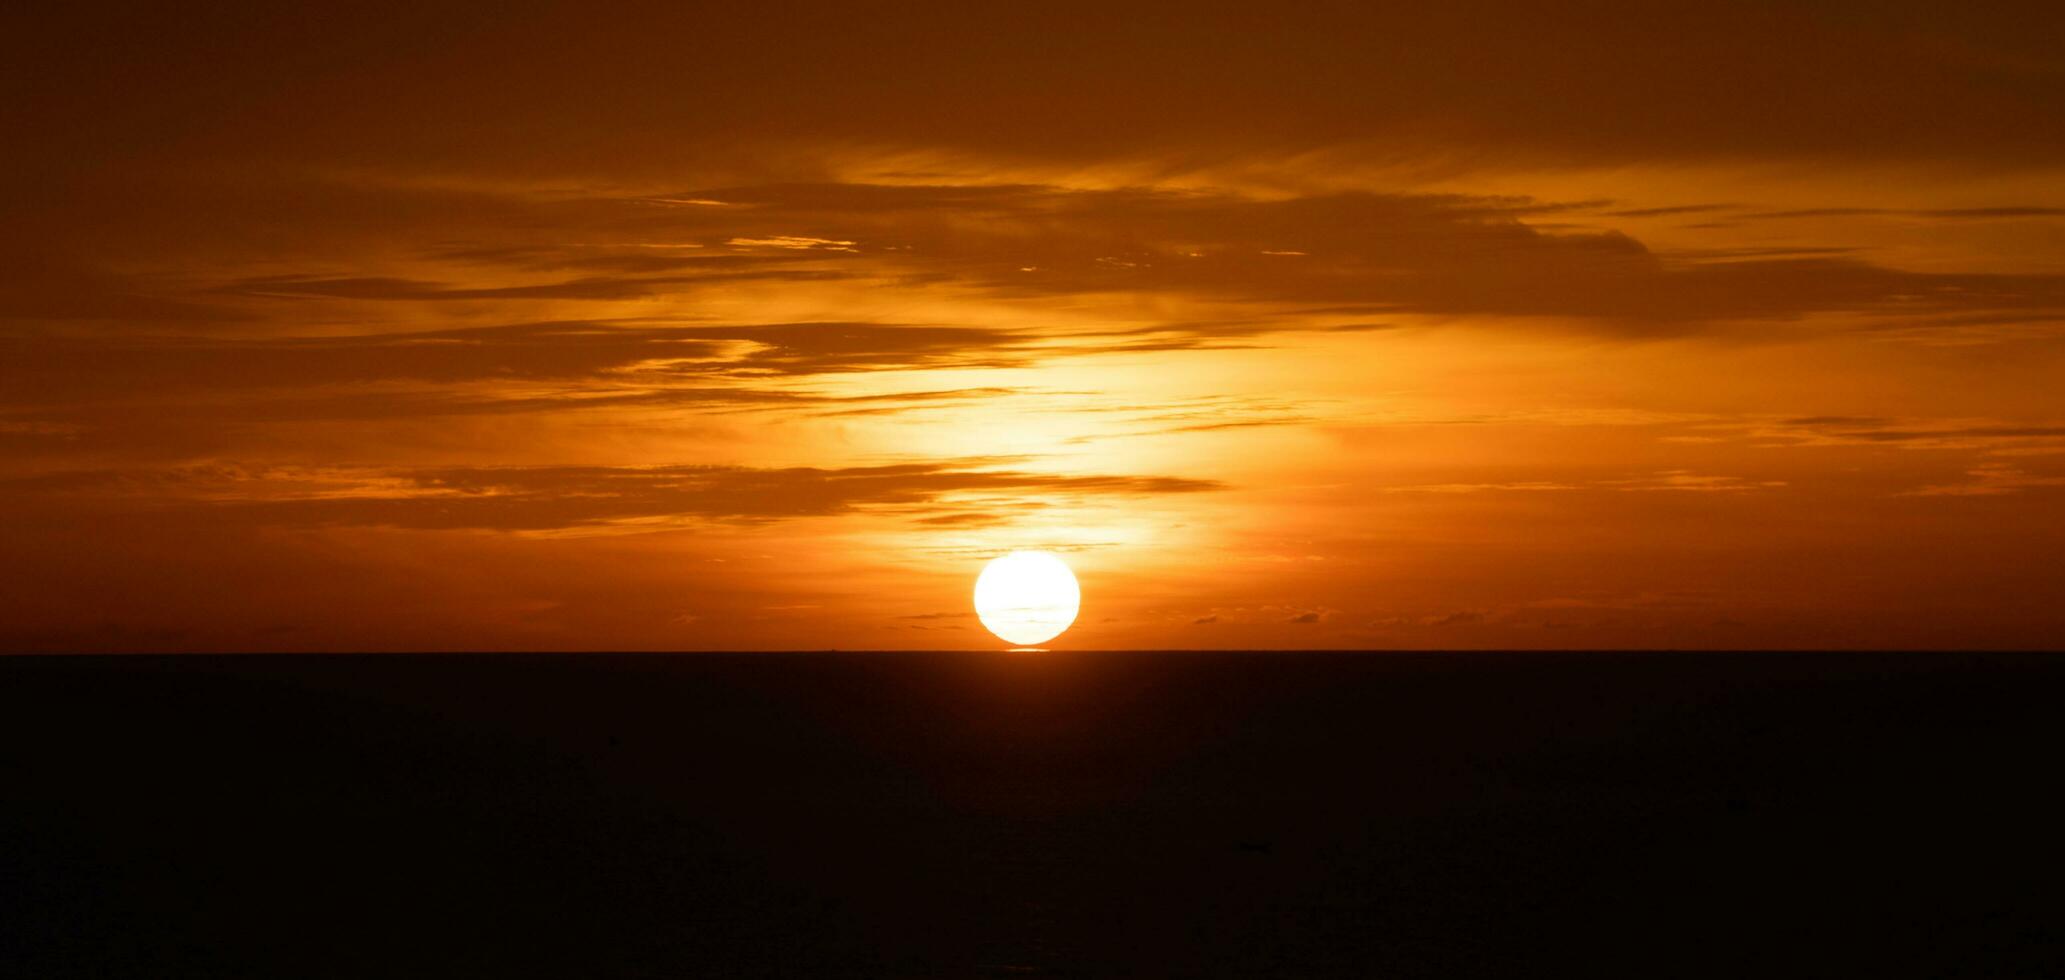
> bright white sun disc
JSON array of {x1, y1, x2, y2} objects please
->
[{"x1": 972, "y1": 551, "x2": 1081, "y2": 646}]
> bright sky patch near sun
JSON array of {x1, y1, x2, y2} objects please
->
[{"x1": 3, "y1": 2, "x2": 2065, "y2": 651}]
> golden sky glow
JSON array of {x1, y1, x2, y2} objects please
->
[{"x1": 4, "y1": 2, "x2": 2065, "y2": 650}]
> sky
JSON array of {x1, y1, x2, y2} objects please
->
[{"x1": 4, "y1": 1, "x2": 2064, "y2": 651}]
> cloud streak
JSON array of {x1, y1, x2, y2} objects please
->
[{"x1": 3, "y1": 460, "x2": 1222, "y2": 532}]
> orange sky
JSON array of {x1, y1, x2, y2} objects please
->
[{"x1": 5, "y1": 2, "x2": 2064, "y2": 650}]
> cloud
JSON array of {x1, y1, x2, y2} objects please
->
[
  {"x1": 220, "y1": 269, "x2": 849, "y2": 301},
  {"x1": 1746, "y1": 207, "x2": 2065, "y2": 220},
  {"x1": 1762, "y1": 417, "x2": 2065, "y2": 451},
  {"x1": 21, "y1": 178, "x2": 2065, "y2": 380},
  {"x1": 1367, "y1": 470, "x2": 1783, "y2": 495},
  {"x1": 40, "y1": 176, "x2": 2047, "y2": 340},
  {"x1": 1602, "y1": 471, "x2": 1789, "y2": 493},
  {"x1": 567, "y1": 182, "x2": 2065, "y2": 327},
  {"x1": 1902, "y1": 463, "x2": 2065, "y2": 497},
  {"x1": 909, "y1": 511, "x2": 1021, "y2": 528},
  {"x1": 0, "y1": 320, "x2": 1035, "y2": 412},
  {"x1": 3, "y1": 460, "x2": 1222, "y2": 532},
  {"x1": 1372, "y1": 480, "x2": 1583, "y2": 494},
  {"x1": 1598, "y1": 204, "x2": 1740, "y2": 218}
]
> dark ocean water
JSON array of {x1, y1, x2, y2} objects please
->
[{"x1": 2, "y1": 651, "x2": 2060, "y2": 978}]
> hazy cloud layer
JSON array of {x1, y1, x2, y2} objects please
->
[
  {"x1": 13, "y1": 181, "x2": 2065, "y2": 366},
  {"x1": 3, "y1": 460, "x2": 1221, "y2": 532}
]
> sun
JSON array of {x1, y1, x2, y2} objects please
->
[{"x1": 973, "y1": 551, "x2": 1081, "y2": 646}]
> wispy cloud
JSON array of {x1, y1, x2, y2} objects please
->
[
  {"x1": 1902, "y1": 462, "x2": 2065, "y2": 497},
  {"x1": 3, "y1": 460, "x2": 1222, "y2": 532},
  {"x1": 1746, "y1": 207, "x2": 2065, "y2": 220}
]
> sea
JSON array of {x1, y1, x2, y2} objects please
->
[{"x1": 3, "y1": 651, "x2": 2059, "y2": 977}]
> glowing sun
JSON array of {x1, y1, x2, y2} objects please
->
[{"x1": 973, "y1": 551, "x2": 1081, "y2": 646}]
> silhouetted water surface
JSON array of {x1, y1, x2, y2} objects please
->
[{"x1": 3, "y1": 651, "x2": 2059, "y2": 977}]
